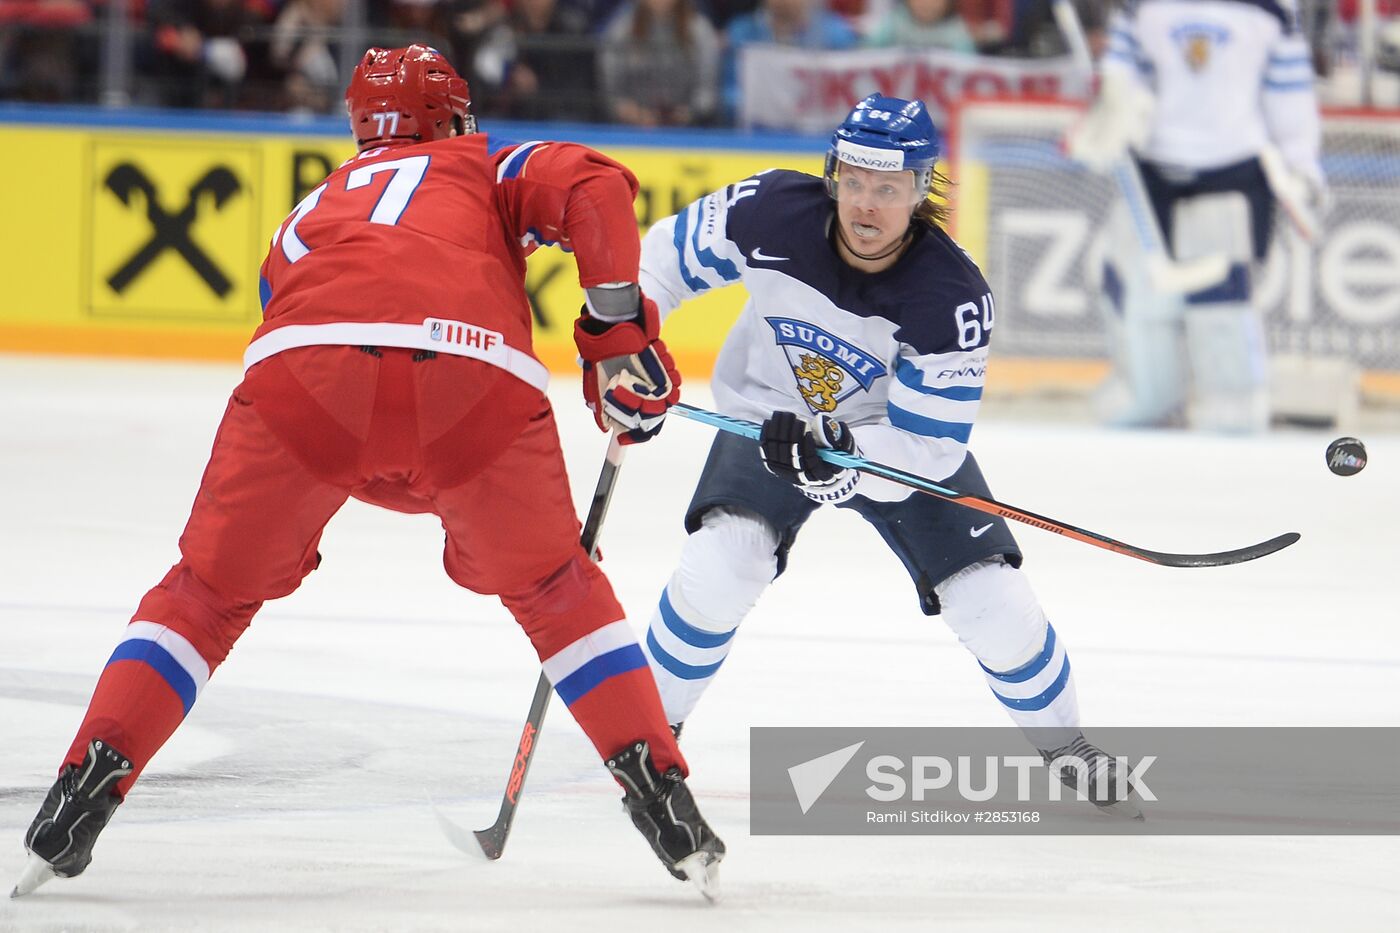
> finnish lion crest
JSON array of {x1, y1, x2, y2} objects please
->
[
  {"x1": 1171, "y1": 23, "x2": 1229, "y2": 73},
  {"x1": 765, "y1": 316, "x2": 886, "y2": 414},
  {"x1": 793, "y1": 353, "x2": 845, "y2": 413}
]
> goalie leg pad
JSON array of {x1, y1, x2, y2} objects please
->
[
  {"x1": 1173, "y1": 192, "x2": 1269, "y2": 433},
  {"x1": 937, "y1": 559, "x2": 1080, "y2": 736},
  {"x1": 1095, "y1": 198, "x2": 1188, "y2": 426},
  {"x1": 642, "y1": 508, "x2": 779, "y2": 725}
]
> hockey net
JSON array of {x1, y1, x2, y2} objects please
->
[{"x1": 947, "y1": 98, "x2": 1400, "y2": 417}]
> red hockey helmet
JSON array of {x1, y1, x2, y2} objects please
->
[{"x1": 345, "y1": 45, "x2": 473, "y2": 149}]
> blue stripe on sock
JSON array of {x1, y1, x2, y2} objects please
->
[
  {"x1": 980, "y1": 625, "x2": 1057, "y2": 684},
  {"x1": 990, "y1": 656, "x2": 1072, "y2": 712},
  {"x1": 553, "y1": 644, "x2": 647, "y2": 706},
  {"x1": 658, "y1": 589, "x2": 735, "y2": 649},
  {"x1": 106, "y1": 639, "x2": 197, "y2": 716},
  {"x1": 645, "y1": 629, "x2": 726, "y2": 681}
]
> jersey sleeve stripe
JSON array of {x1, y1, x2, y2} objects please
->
[
  {"x1": 1263, "y1": 78, "x2": 1314, "y2": 91},
  {"x1": 496, "y1": 141, "x2": 547, "y2": 181},
  {"x1": 689, "y1": 198, "x2": 742, "y2": 283},
  {"x1": 895, "y1": 358, "x2": 983, "y2": 401},
  {"x1": 886, "y1": 402, "x2": 974, "y2": 444},
  {"x1": 1108, "y1": 27, "x2": 1139, "y2": 48},
  {"x1": 1265, "y1": 64, "x2": 1314, "y2": 80},
  {"x1": 671, "y1": 204, "x2": 713, "y2": 293},
  {"x1": 889, "y1": 379, "x2": 981, "y2": 428}
]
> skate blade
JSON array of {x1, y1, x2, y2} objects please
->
[
  {"x1": 10, "y1": 853, "x2": 56, "y2": 898},
  {"x1": 675, "y1": 851, "x2": 721, "y2": 904},
  {"x1": 1097, "y1": 797, "x2": 1146, "y2": 822}
]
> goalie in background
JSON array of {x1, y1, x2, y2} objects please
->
[{"x1": 1067, "y1": 0, "x2": 1327, "y2": 433}]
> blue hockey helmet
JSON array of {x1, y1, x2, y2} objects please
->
[{"x1": 824, "y1": 95, "x2": 942, "y2": 204}]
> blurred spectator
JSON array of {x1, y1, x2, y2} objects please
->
[
  {"x1": 724, "y1": 0, "x2": 858, "y2": 115},
  {"x1": 376, "y1": 0, "x2": 453, "y2": 50},
  {"x1": 864, "y1": 0, "x2": 976, "y2": 52},
  {"x1": 444, "y1": 0, "x2": 505, "y2": 99},
  {"x1": 473, "y1": 0, "x2": 595, "y2": 120},
  {"x1": 0, "y1": 0, "x2": 93, "y2": 102},
  {"x1": 1295, "y1": 0, "x2": 1329, "y2": 74},
  {"x1": 271, "y1": 0, "x2": 347, "y2": 113},
  {"x1": 695, "y1": 0, "x2": 759, "y2": 31},
  {"x1": 598, "y1": 0, "x2": 720, "y2": 126},
  {"x1": 958, "y1": 0, "x2": 1010, "y2": 49},
  {"x1": 1006, "y1": 0, "x2": 1105, "y2": 59},
  {"x1": 145, "y1": 0, "x2": 265, "y2": 109}
]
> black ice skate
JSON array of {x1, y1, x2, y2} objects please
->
[
  {"x1": 606, "y1": 739, "x2": 725, "y2": 903},
  {"x1": 11, "y1": 739, "x2": 131, "y2": 898},
  {"x1": 1040, "y1": 733, "x2": 1145, "y2": 821}
]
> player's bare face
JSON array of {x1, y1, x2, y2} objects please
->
[{"x1": 833, "y1": 163, "x2": 917, "y2": 270}]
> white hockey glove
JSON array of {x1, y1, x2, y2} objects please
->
[
  {"x1": 1065, "y1": 74, "x2": 1154, "y2": 172},
  {"x1": 1259, "y1": 146, "x2": 1330, "y2": 242},
  {"x1": 759, "y1": 412, "x2": 861, "y2": 504}
]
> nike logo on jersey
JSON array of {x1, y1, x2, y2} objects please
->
[
  {"x1": 750, "y1": 247, "x2": 788, "y2": 262},
  {"x1": 970, "y1": 524, "x2": 993, "y2": 537}
]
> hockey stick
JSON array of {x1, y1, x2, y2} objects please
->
[
  {"x1": 671, "y1": 403, "x2": 1299, "y2": 568},
  {"x1": 1259, "y1": 143, "x2": 1322, "y2": 242},
  {"x1": 444, "y1": 433, "x2": 627, "y2": 861},
  {"x1": 1053, "y1": 0, "x2": 1231, "y2": 294}
]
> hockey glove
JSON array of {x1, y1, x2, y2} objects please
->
[
  {"x1": 759, "y1": 411, "x2": 861, "y2": 504},
  {"x1": 574, "y1": 293, "x2": 681, "y2": 445}
]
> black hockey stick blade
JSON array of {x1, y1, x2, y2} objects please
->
[
  {"x1": 471, "y1": 673, "x2": 551, "y2": 859},
  {"x1": 671, "y1": 403, "x2": 1300, "y2": 568},
  {"x1": 467, "y1": 434, "x2": 627, "y2": 859}
]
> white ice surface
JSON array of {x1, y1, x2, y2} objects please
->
[{"x1": 1, "y1": 354, "x2": 1397, "y2": 932}]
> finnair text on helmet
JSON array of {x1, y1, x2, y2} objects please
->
[
  {"x1": 837, "y1": 141, "x2": 905, "y2": 172},
  {"x1": 865, "y1": 754, "x2": 1157, "y2": 803}
]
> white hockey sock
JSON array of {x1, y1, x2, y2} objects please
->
[
  {"x1": 937, "y1": 559, "x2": 1081, "y2": 738},
  {"x1": 641, "y1": 508, "x2": 778, "y2": 725}
]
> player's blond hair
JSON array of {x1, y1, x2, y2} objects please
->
[{"x1": 913, "y1": 168, "x2": 953, "y2": 229}]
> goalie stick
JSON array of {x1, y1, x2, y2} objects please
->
[
  {"x1": 671, "y1": 403, "x2": 1299, "y2": 568},
  {"x1": 439, "y1": 434, "x2": 627, "y2": 861}
]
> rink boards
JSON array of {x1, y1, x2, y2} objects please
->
[{"x1": 0, "y1": 106, "x2": 819, "y2": 377}]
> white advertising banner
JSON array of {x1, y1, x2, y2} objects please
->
[{"x1": 737, "y1": 46, "x2": 1090, "y2": 133}]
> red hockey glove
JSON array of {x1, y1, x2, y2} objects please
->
[
  {"x1": 759, "y1": 411, "x2": 861, "y2": 503},
  {"x1": 574, "y1": 294, "x2": 681, "y2": 445}
]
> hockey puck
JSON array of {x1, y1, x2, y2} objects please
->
[{"x1": 1325, "y1": 437, "x2": 1367, "y2": 476}]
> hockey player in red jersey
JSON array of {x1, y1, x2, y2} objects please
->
[{"x1": 13, "y1": 45, "x2": 722, "y2": 900}]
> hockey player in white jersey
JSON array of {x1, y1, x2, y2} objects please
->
[
  {"x1": 637, "y1": 94, "x2": 1141, "y2": 816},
  {"x1": 1070, "y1": 0, "x2": 1326, "y2": 432}
]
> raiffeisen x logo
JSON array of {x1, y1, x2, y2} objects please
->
[
  {"x1": 788, "y1": 741, "x2": 864, "y2": 814},
  {"x1": 104, "y1": 162, "x2": 242, "y2": 297}
]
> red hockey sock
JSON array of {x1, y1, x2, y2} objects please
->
[
  {"x1": 64, "y1": 621, "x2": 214, "y2": 796},
  {"x1": 504, "y1": 555, "x2": 686, "y2": 776}
]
